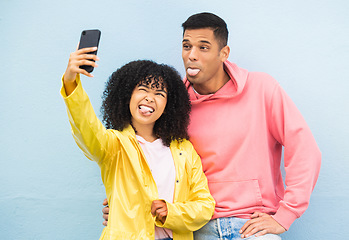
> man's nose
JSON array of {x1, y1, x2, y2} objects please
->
[{"x1": 188, "y1": 47, "x2": 198, "y2": 61}]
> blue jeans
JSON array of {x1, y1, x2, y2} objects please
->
[{"x1": 194, "y1": 217, "x2": 281, "y2": 240}]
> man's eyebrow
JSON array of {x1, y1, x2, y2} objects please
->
[
  {"x1": 182, "y1": 39, "x2": 211, "y2": 45},
  {"x1": 200, "y1": 40, "x2": 211, "y2": 45}
]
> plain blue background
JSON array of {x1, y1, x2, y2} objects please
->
[{"x1": 1, "y1": 0, "x2": 348, "y2": 239}]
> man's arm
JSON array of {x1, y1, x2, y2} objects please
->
[
  {"x1": 268, "y1": 83, "x2": 321, "y2": 229},
  {"x1": 241, "y1": 81, "x2": 321, "y2": 238}
]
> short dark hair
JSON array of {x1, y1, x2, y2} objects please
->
[
  {"x1": 182, "y1": 12, "x2": 228, "y2": 49},
  {"x1": 101, "y1": 60, "x2": 191, "y2": 146}
]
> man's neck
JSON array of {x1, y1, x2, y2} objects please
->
[{"x1": 193, "y1": 70, "x2": 230, "y2": 95}]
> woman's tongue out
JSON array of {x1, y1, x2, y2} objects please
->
[{"x1": 139, "y1": 105, "x2": 154, "y2": 116}]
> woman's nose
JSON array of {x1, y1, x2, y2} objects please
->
[{"x1": 145, "y1": 95, "x2": 154, "y2": 102}]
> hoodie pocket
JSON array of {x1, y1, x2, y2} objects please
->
[{"x1": 208, "y1": 179, "x2": 263, "y2": 210}]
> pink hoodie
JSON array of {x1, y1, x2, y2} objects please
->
[{"x1": 184, "y1": 60, "x2": 321, "y2": 230}]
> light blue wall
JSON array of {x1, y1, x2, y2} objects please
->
[{"x1": 1, "y1": 0, "x2": 348, "y2": 239}]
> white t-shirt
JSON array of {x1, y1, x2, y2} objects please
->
[{"x1": 136, "y1": 135, "x2": 176, "y2": 239}]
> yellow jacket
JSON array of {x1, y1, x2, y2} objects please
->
[{"x1": 61, "y1": 75, "x2": 215, "y2": 240}]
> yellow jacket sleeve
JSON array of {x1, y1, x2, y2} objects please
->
[
  {"x1": 61, "y1": 74, "x2": 117, "y2": 166},
  {"x1": 156, "y1": 143, "x2": 215, "y2": 233}
]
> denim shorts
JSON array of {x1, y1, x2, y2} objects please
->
[{"x1": 194, "y1": 217, "x2": 281, "y2": 240}]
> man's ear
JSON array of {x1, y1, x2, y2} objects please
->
[{"x1": 220, "y1": 45, "x2": 230, "y2": 62}]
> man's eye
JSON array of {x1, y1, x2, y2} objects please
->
[{"x1": 183, "y1": 45, "x2": 190, "y2": 49}]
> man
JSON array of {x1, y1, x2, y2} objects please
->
[{"x1": 103, "y1": 12, "x2": 321, "y2": 239}]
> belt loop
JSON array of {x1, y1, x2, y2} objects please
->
[{"x1": 217, "y1": 218, "x2": 223, "y2": 240}]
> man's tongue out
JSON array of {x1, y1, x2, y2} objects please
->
[
  {"x1": 187, "y1": 68, "x2": 200, "y2": 77},
  {"x1": 139, "y1": 105, "x2": 154, "y2": 115}
]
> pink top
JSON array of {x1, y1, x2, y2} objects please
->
[
  {"x1": 184, "y1": 60, "x2": 321, "y2": 230},
  {"x1": 136, "y1": 135, "x2": 175, "y2": 239}
]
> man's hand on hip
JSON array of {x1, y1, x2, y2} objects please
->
[{"x1": 239, "y1": 212, "x2": 286, "y2": 238}]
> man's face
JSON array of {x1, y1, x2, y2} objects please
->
[{"x1": 182, "y1": 28, "x2": 229, "y2": 94}]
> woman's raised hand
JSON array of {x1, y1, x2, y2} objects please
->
[
  {"x1": 63, "y1": 47, "x2": 99, "y2": 95},
  {"x1": 64, "y1": 47, "x2": 99, "y2": 82}
]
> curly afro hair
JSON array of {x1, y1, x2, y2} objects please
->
[{"x1": 101, "y1": 60, "x2": 191, "y2": 146}]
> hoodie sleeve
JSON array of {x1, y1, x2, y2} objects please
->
[{"x1": 268, "y1": 83, "x2": 321, "y2": 230}]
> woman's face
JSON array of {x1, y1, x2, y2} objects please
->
[{"x1": 129, "y1": 78, "x2": 168, "y2": 131}]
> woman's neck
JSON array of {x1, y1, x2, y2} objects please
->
[{"x1": 132, "y1": 122, "x2": 158, "y2": 142}]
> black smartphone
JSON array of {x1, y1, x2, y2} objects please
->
[{"x1": 78, "y1": 29, "x2": 101, "y2": 73}]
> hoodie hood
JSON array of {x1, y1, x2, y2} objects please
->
[{"x1": 184, "y1": 60, "x2": 248, "y2": 104}]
